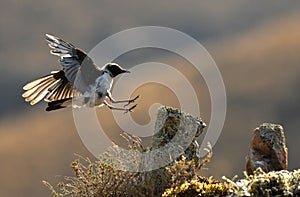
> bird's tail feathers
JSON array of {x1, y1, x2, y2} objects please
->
[{"x1": 22, "y1": 73, "x2": 58, "y2": 105}]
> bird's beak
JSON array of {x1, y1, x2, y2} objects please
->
[{"x1": 124, "y1": 70, "x2": 130, "y2": 73}]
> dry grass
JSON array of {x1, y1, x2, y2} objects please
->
[{"x1": 43, "y1": 134, "x2": 218, "y2": 197}]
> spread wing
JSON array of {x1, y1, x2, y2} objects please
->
[
  {"x1": 45, "y1": 34, "x2": 103, "y2": 90},
  {"x1": 22, "y1": 34, "x2": 103, "y2": 106}
]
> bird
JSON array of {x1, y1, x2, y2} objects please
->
[{"x1": 22, "y1": 34, "x2": 139, "y2": 112}]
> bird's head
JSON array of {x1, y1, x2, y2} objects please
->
[{"x1": 103, "y1": 63, "x2": 130, "y2": 77}]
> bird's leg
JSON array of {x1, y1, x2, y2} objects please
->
[
  {"x1": 104, "y1": 100, "x2": 137, "y2": 113},
  {"x1": 106, "y1": 92, "x2": 139, "y2": 107}
]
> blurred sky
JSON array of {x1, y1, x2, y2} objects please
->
[
  {"x1": 1, "y1": 0, "x2": 300, "y2": 196},
  {"x1": 1, "y1": 0, "x2": 300, "y2": 116}
]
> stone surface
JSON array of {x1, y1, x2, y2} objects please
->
[
  {"x1": 150, "y1": 106, "x2": 206, "y2": 166},
  {"x1": 246, "y1": 123, "x2": 288, "y2": 175},
  {"x1": 103, "y1": 106, "x2": 206, "y2": 172}
]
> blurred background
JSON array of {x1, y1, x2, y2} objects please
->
[{"x1": 1, "y1": 0, "x2": 300, "y2": 196}]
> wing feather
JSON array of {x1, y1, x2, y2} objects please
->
[
  {"x1": 45, "y1": 34, "x2": 102, "y2": 92},
  {"x1": 23, "y1": 34, "x2": 103, "y2": 107}
]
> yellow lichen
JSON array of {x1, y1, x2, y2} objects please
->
[{"x1": 162, "y1": 176, "x2": 229, "y2": 197}]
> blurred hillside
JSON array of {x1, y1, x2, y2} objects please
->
[
  {"x1": 203, "y1": 10, "x2": 300, "y2": 178},
  {"x1": 1, "y1": 0, "x2": 300, "y2": 116},
  {"x1": 1, "y1": 1, "x2": 300, "y2": 196}
]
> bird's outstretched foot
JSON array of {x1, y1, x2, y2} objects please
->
[
  {"x1": 124, "y1": 95, "x2": 140, "y2": 107},
  {"x1": 124, "y1": 104, "x2": 137, "y2": 114}
]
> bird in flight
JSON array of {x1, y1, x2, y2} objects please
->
[{"x1": 22, "y1": 34, "x2": 139, "y2": 112}]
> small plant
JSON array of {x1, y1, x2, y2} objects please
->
[
  {"x1": 162, "y1": 151, "x2": 229, "y2": 197},
  {"x1": 43, "y1": 106, "x2": 211, "y2": 197},
  {"x1": 43, "y1": 139, "x2": 214, "y2": 197},
  {"x1": 43, "y1": 157, "x2": 140, "y2": 197}
]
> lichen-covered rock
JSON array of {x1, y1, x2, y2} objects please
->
[
  {"x1": 246, "y1": 123, "x2": 288, "y2": 175},
  {"x1": 225, "y1": 168, "x2": 300, "y2": 197},
  {"x1": 151, "y1": 106, "x2": 206, "y2": 165}
]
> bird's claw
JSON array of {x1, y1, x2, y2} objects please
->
[
  {"x1": 124, "y1": 104, "x2": 137, "y2": 114},
  {"x1": 124, "y1": 95, "x2": 140, "y2": 107}
]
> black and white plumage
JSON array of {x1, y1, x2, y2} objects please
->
[{"x1": 22, "y1": 34, "x2": 139, "y2": 112}]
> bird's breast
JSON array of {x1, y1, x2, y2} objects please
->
[
  {"x1": 95, "y1": 73, "x2": 112, "y2": 94},
  {"x1": 93, "y1": 74, "x2": 113, "y2": 106}
]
